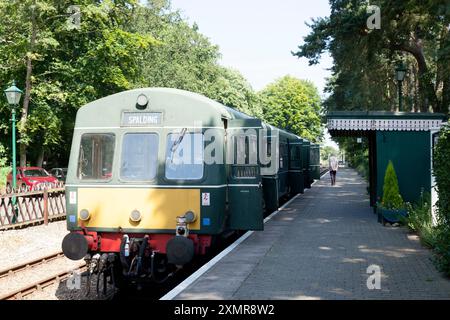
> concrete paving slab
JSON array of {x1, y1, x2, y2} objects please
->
[{"x1": 173, "y1": 168, "x2": 450, "y2": 300}]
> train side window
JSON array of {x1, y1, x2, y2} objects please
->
[
  {"x1": 78, "y1": 133, "x2": 115, "y2": 180},
  {"x1": 231, "y1": 133, "x2": 258, "y2": 179},
  {"x1": 232, "y1": 133, "x2": 257, "y2": 166},
  {"x1": 120, "y1": 133, "x2": 159, "y2": 181},
  {"x1": 165, "y1": 132, "x2": 204, "y2": 180},
  {"x1": 290, "y1": 145, "x2": 301, "y2": 169}
]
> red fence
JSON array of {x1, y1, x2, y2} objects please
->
[{"x1": 0, "y1": 188, "x2": 66, "y2": 230}]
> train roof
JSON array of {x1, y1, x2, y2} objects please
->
[
  {"x1": 74, "y1": 87, "x2": 309, "y2": 142},
  {"x1": 75, "y1": 88, "x2": 254, "y2": 129}
]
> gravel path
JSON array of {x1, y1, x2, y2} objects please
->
[
  {"x1": 0, "y1": 256, "x2": 83, "y2": 297},
  {"x1": 0, "y1": 221, "x2": 69, "y2": 270},
  {"x1": 0, "y1": 221, "x2": 103, "y2": 300}
]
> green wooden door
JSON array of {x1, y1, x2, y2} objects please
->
[{"x1": 227, "y1": 119, "x2": 263, "y2": 231}]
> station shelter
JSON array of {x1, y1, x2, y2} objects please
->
[{"x1": 326, "y1": 111, "x2": 447, "y2": 222}]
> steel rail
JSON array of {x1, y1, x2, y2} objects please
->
[
  {"x1": 0, "y1": 263, "x2": 86, "y2": 300},
  {"x1": 0, "y1": 251, "x2": 65, "y2": 279}
]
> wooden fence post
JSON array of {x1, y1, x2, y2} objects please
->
[{"x1": 43, "y1": 189, "x2": 48, "y2": 226}]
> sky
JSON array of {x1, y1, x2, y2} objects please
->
[
  {"x1": 170, "y1": 0, "x2": 333, "y2": 93},
  {"x1": 169, "y1": 0, "x2": 338, "y2": 149}
]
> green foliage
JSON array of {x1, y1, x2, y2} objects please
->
[
  {"x1": 402, "y1": 190, "x2": 450, "y2": 275},
  {"x1": 399, "y1": 187, "x2": 450, "y2": 275},
  {"x1": 403, "y1": 192, "x2": 435, "y2": 245},
  {"x1": 131, "y1": 2, "x2": 220, "y2": 92},
  {"x1": 335, "y1": 137, "x2": 368, "y2": 179},
  {"x1": 432, "y1": 224, "x2": 450, "y2": 275},
  {"x1": 0, "y1": 143, "x2": 9, "y2": 188},
  {"x1": 258, "y1": 76, "x2": 323, "y2": 142},
  {"x1": 354, "y1": 154, "x2": 369, "y2": 180},
  {"x1": 434, "y1": 121, "x2": 450, "y2": 224},
  {"x1": 320, "y1": 145, "x2": 339, "y2": 162},
  {"x1": 429, "y1": 121, "x2": 450, "y2": 275},
  {"x1": 204, "y1": 67, "x2": 263, "y2": 118},
  {"x1": 0, "y1": 0, "x2": 159, "y2": 166},
  {"x1": 381, "y1": 161, "x2": 404, "y2": 210}
]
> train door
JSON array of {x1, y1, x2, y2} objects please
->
[
  {"x1": 226, "y1": 119, "x2": 263, "y2": 231},
  {"x1": 289, "y1": 142, "x2": 304, "y2": 194}
]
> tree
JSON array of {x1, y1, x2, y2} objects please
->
[
  {"x1": 130, "y1": 1, "x2": 220, "y2": 93},
  {"x1": 130, "y1": 2, "x2": 263, "y2": 117},
  {"x1": 293, "y1": 0, "x2": 450, "y2": 114},
  {"x1": 258, "y1": 76, "x2": 323, "y2": 142},
  {"x1": 0, "y1": 0, "x2": 158, "y2": 166},
  {"x1": 321, "y1": 145, "x2": 339, "y2": 162},
  {"x1": 335, "y1": 136, "x2": 369, "y2": 178},
  {"x1": 203, "y1": 67, "x2": 263, "y2": 118},
  {"x1": 382, "y1": 160, "x2": 404, "y2": 210}
]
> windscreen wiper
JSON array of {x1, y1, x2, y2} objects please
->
[{"x1": 169, "y1": 128, "x2": 187, "y2": 163}]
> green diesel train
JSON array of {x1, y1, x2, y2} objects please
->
[{"x1": 61, "y1": 88, "x2": 320, "y2": 289}]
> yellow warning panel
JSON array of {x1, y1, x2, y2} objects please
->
[{"x1": 77, "y1": 188, "x2": 201, "y2": 230}]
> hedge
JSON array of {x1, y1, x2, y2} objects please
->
[{"x1": 434, "y1": 121, "x2": 450, "y2": 224}]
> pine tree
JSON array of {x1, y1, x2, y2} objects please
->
[{"x1": 382, "y1": 161, "x2": 404, "y2": 210}]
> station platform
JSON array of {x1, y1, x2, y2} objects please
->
[{"x1": 162, "y1": 168, "x2": 450, "y2": 300}]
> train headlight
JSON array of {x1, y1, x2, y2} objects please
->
[
  {"x1": 177, "y1": 227, "x2": 186, "y2": 236},
  {"x1": 79, "y1": 209, "x2": 90, "y2": 221},
  {"x1": 184, "y1": 211, "x2": 196, "y2": 223},
  {"x1": 136, "y1": 94, "x2": 148, "y2": 110},
  {"x1": 130, "y1": 210, "x2": 142, "y2": 222}
]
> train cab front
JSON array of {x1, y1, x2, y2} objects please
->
[{"x1": 61, "y1": 186, "x2": 213, "y2": 279}]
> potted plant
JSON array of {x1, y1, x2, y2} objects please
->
[{"x1": 378, "y1": 160, "x2": 407, "y2": 225}]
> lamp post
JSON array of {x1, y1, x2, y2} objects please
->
[
  {"x1": 4, "y1": 81, "x2": 23, "y2": 220},
  {"x1": 395, "y1": 62, "x2": 407, "y2": 111}
]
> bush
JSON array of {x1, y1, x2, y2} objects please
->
[
  {"x1": 381, "y1": 160, "x2": 404, "y2": 210},
  {"x1": 403, "y1": 191, "x2": 435, "y2": 248},
  {"x1": 432, "y1": 121, "x2": 450, "y2": 275},
  {"x1": 404, "y1": 191, "x2": 431, "y2": 231},
  {"x1": 432, "y1": 224, "x2": 450, "y2": 275},
  {"x1": 434, "y1": 121, "x2": 450, "y2": 224}
]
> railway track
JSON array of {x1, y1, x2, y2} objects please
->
[{"x1": 0, "y1": 251, "x2": 85, "y2": 300}]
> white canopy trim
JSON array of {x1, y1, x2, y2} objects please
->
[{"x1": 327, "y1": 119, "x2": 443, "y2": 131}]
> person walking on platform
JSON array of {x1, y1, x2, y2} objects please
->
[{"x1": 328, "y1": 155, "x2": 339, "y2": 186}]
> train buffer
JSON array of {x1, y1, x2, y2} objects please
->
[{"x1": 161, "y1": 168, "x2": 450, "y2": 300}]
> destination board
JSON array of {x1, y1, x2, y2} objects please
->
[{"x1": 121, "y1": 112, "x2": 162, "y2": 126}]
